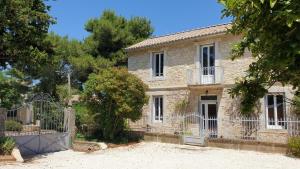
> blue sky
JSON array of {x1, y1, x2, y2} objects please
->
[{"x1": 47, "y1": 0, "x2": 231, "y2": 41}]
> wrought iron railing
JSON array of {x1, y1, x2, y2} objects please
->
[
  {"x1": 1, "y1": 93, "x2": 70, "y2": 136},
  {"x1": 128, "y1": 113, "x2": 300, "y2": 142},
  {"x1": 187, "y1": 66, "x2": 224, "y2": 85}
]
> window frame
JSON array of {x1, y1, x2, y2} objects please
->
[
  {"x1": 200, "y1": 44, "x2": 215, "y2": 69},
  {"x1": 265, "y1": 93, "x2": 286, "y2": 129},
  {"x1": 152, "y1": 52, "x2": 165, "y2": 78},
  {"x1": 7, "y1": 110, "x2": 17, "y2": 118},
  {"x1": 152, "y1": 96, "x2": 163, "y2": 123}
]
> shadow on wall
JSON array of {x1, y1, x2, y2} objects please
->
[{"x1": 225, "y1": 92, "x2": 261, "y2": 118}]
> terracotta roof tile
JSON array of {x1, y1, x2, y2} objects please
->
[{"x1": 126, "y1": 23, "x2": 231, "y2": 51}]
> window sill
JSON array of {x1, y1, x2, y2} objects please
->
[
  {"x1": 149, "y1": 76, "x2": 165, "y2": 81},
  {"x1": 259, "y1": 129, "x2": 288, "y2": 134},
  {"x1": 266, "y1": 126, "x2": 286, "y2": 131},
  {"x1": 152, "y1": 120, "x2": 163, "y2": 124}
]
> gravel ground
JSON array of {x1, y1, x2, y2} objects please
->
[{"x1": 1, "y1": 142, "x2": 300, "y2": 169}]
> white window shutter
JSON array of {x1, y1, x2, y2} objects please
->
[
  {"x1": 149, "y1": 52, "x2": 153, "y2": 81},
  {"x1": 163, "y1": 50, "x2": 167, "y2": 77},
  {"x1": 215, "y1": 41, "x2": 220, "y2": 67},
  {"x1": 195, "y1": 46, "x2": 200, "y2": 69}
]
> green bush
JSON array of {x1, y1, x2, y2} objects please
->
[
  {"x1": 0, "y1": 137, "x2": 15, "y2": 155},
  {"x1": 73, "y1": 103, "x2": 91, "y2": 129},
  {"x1": 288, "y1": 136, "x2": 300, "y2": 157},
  {"x1": 5, "y1": 120, "x2": 23, "y2": 132},
  {"x1": 83, "y1": 68, "x2": 148, "y2": 141}
]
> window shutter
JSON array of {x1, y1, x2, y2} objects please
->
[{"x1": 149, "y1": 52, "x2": 153, "y2": 80}]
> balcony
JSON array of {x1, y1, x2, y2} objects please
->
[{"x1": 187, "y1": 66, "x2": 224, "y2": 86}]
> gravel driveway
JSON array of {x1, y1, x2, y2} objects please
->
[{"x1": 1, "y1": 142, "x2": 299, "y2": 169}]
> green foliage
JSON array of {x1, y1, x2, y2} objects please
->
[
  {"x1": 0, "y1": 0, "x2": 55, "y2": 102},
  {"x1": 288, "y1": 136, "x2": 300, "y2": 157},
  {"x1": 5, "y1": 120, "x2": 22, "y2": 132},
  {"x1": 291, "y1": 95, "x2": 300, "y2": 115},
  {"x1": 84, "y1": 10, "x2": 154, "y2": 66},
  {"x1": 0, "y1": 71, "x2": 27, "y2": 109},
  {"x1": 83, "y1": 67, "x2": 148, "y2": 141},
  {"x1": 220, "y1": 0, "x2": 300, "y2": 114},
  {"x1": 33, "y1": 33, "x2": 83, "y2": 96},
  {"x1": 73, "y1": 102, "x2": 95, "y2": 131},
  {"x1": 0, "y1": 0, "x2": 54, "y2": 74},
  {"x1": 0, "y1": 137, "x2": 15, "y2": 155},
  {"x1": 32, "y1": 10, "x2": 153, "y2": 97},
  {"x1": 36, "y1": 32, "x2": 114, "y2": 97},
  {"x1": 56, "y1": 84, "x2": 80, "y2": 104}
]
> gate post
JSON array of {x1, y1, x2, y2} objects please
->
[
  {"x1": 0, "y1": 108, "x2": 7, "y2": 137},
  {"x1": 65, "y1": 107, "x2": 76, "y2": 147}
]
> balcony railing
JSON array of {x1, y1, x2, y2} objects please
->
[{"x1": 187, "y1": 66, "x2": 224, "y2": 85}]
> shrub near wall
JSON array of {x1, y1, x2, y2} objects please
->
[
  {"x1": 0, "y1": 137, "x2": 15, "y2": 155},
  {"x1": 83, "y1": 68, "x2": 148, "y2": 141},
  {"x1": 288, "y1": 137, "x2": 300, "y2": 158},
  {"x1": 5, "y1": 120, "x2": 22, "y2": 132}
]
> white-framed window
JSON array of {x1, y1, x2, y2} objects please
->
[
  {"x1": 265, "y1": 93, "x2": 285, "y2": 129},
  {"x1": 200, "y1": 44, "x2": 215, "y2": 71},
  {"x1": 152, "y1": 52, "x2": 164, "y2": 77},
  {"x1": 153, "y1": 96, "x2": 163, "y2": 122}
]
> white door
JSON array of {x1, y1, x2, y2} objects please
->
[
  {"x1": 201, "y1": 45, "x2": 215, "y2": 84},
  {"x1": 200, "y1": 99, "x2": 218, "y2": 138}
]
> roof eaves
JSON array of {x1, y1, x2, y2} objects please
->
[{"x1": 125, "y1": 30, "x2": 228, "y2": 52}]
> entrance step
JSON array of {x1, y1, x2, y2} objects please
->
[{"x1": 183, "y1": 136, "x2": 204, "y2": 146}]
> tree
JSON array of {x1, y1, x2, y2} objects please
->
[
  {"x1": 0, "y1": 70, "x2": 27, "y2": 109},
  {"x1": 36, "y1": 33, "x2": 113, "y2": 98},
  {"x1": 83, "y1": 68, "x2": 148, "y2": 140},
  {"x1": 291, "y1": 96, "x2": 300, "y2": 115},
  {"x1": 34, "y1": 33, "x2": 85, "y2": 96},
  {"x1": 0, "y1": 0, "x2": 54, "y2": 76},
  {"x1": 84, "y1": 10, "x2": 154, "y2": 66},
  {"x1": 27, "y1": 10, "x2": 152, "y2": 98},
  {"x1": 219, "y1": 0, "x2": 300, "y2": 114}
]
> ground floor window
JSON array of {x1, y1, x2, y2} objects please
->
[
  {"x1": 265, "y1": 93, "x2": 285, "y2": 129},
  {"x1": 153, "y1": 96, "x2": 163, "y2": 122},
  {"x1": 7, "y1": 109, "x2": 17, "y2": 118}
]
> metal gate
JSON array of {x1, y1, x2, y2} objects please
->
[
  {"x1": 182, "y1": 112, "x2": 205, "y2": 145},
  {"x1": 3, "y1": 93, "x2": 71, "y2": 156}
]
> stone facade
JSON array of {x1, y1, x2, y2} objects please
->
[{"x1": 127, "y1": 33, "x2": 296, "y2": 144}]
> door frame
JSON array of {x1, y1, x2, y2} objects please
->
[
  {"x1": 199, "y1": 95, "x2": 218, "y2": 118},
  {"x1": 200, "y1": 100, "x2": 218, "y2": 119},
  {"x1": 199, "y1": 95, "x2": 218, "y2": 133}
]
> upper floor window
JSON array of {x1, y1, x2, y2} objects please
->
[
  {"x1": 266, "y1": 93, "x2": 285, "y2": 129},
  {"x1": 201, "y1": 45, "x2": 215, "y2": 69},
  {"x1": 152, "y1": 52, "x2": 164, "y2": 77}
]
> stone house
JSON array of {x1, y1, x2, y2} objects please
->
[{"x1": 126, "y1": 23, "x2": 298, "y2": 144}]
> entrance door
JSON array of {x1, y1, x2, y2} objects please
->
[
  {"x1": 200, "y1": 100, "x2": 218, "y2": 138},
  {"x1": 201, "y1": 45, "x2": 215, "y2": 84}
]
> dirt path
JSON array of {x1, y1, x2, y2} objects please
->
[{"x1": 1, "y1": 142, "x2": 299, "y2": 169}]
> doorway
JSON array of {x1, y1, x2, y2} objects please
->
[{"x1": 199, "y1": 95, "x2": 218, "y2": 138}]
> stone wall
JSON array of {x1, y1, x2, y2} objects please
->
[
  {"x1": 128, "y1": 34, "x2": 254, "y2": 89},
  {"x1": 141, "y1": 89, "x2": 189, "y2": 134},
  {"x1": 127, "y1": 33, "x2": 296, "y2": 144}
]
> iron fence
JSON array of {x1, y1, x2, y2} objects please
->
[{"x1": 128, "y1": 113, "x2": 300, "y2": 141}]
